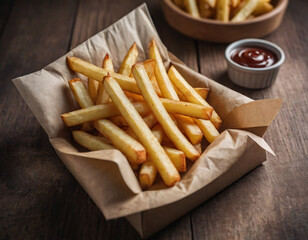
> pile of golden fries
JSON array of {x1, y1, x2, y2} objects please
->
[
  {"x1": 173, "y1": 0, "x2": 274, "y2": 22},
  {"x1": 62, "y1": 40, "x2": 222, "y2": 189}
]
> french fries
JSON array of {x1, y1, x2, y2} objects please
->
[
  {"x1": 69, "y1": 78, "x2": 94, "y2": 108},
  {"x1": 96, "y1": 54, "x2": 114, "y2": 104},
  {"x1": 173, "y1": 0, "x2": 274, "y2": 22},
  {"x1": 63, "y1": 39, "x2": 223, "y2": 189},
  {"x1": 231, "y1": 0, "x2": 258, "y2": 22},
  {"x1": 216, "y1": 0, "x2": 230, "y2": 22},
  {"x1": 118, "y1": 42, "x2": 138, "y2": 76},
  {"x1": 168, "y1": 65, "x2": 221, "y2": 129},
  {"x1": 72, "y1": 130, "x2": 114, "y2": 150},
  {"x1": 104, "y1": 75, "x2": 180, "y2": 186},
  {"x1": 149, "y1": 39, "x2": 204, "y2": 145},
  {"x1": 94, "y1": 119, "x2": 146, "y2": 165},
  {"x1": 132, "y1": 63, "x2": 200, "y2": 161},
  {"x1": 62, "y1": 98, "x2": 211, "y2": 127},
  {"x1": 183, "y1": 0, "x2": 200, "y2": 18}
]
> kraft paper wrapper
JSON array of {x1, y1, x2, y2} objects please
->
[{"x1": 13, "y1": 4, "x2": 281, "y2": 220}]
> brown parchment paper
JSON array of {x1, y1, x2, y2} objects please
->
[{"x1": 13, "y1": 4, "x2": 281, "y2": 220}]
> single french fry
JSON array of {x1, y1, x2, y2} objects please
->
[
  {"x1": 252, "y1": 1, "x2": 273, "y2": 16},
  {"x1": 94, "y1": 119, "x2": 146, "y2": 164},
  {"x1": 143, "y1": 59, "x2": 162, "y2": 97},
  {"x1": 104, "y1": 75, "x2": 180, "y2": 187},
  {"x1": 168, "y1": 65, "x2": 222, "y2": 129},
  {"x1": 68, "y1": 78, "x2": 94, "y2": 131},
  {"x1": 72, "y1": 130, "x2": 114, "y2": 150},
  {"x1": 67, "y1": 57, "x2": 139, "y2": 93},
  {"x1": 173, "y1": 0, "x2": 185, "y2": 9},
  {"x1": 151, "y1": 124, "x2": 164, "y2": 143},
  {"x1": 96, "y1": 54, "x2": 114, "y2": 104},
  {"x1": 194, "y1": 119, "x2": 219, "y2": 143},
  {"x1": 139, "y1": 160, "x2": 157, "y2": 189},
  {"x1": 69, "y1": 78, "x2": 94, "y2": 108},
  {"x1": 231, "y1": 0, "x2": 258, "y2": 22},
  {"x1": 118, "y1": 42, "x2": 138, "y2": 76},
  {"x1": 194, "y1": 143, "x2": 202, "y2": 154},
  {"x1": 199, "y1": 0, "x2": 215, "y2": 18},
  {"x1": 61, "y1": 102, "x2": 151, "y2": 127},
  {"x1": 109, "y1": 115, "x2": 129, "y2": 127},
  {"x1": 133, "y1": 64, "x2": 200, "y2": 161},
  {"x1": 175, "y1": 114, "x2": 203, "y2": 144},
  {"x1": 164, "y1": 146, "x2": 186, "y2": 172},
  {"x1": 123, "y1": 92, "x2": 212, "y2": 119},
  {"x1": 174, "y1": 86, "x2": 209, "y2": 101},
  {"x1": 216, "y1": 0, "x2": 230, "y2": 22},
  {"x1": 149, "y1": 39, "x2": 179, "y2": 100},
  {"x1": 183, "y1": 0, "x2": 200, "y2": 18},
  {"x1": 88, "y1": 78, "x2": 99, "y2": 103},
  {"x1": 206, "y1": 0, "x2": 217, "y2": 8},
  {"x1": 230, "y1": 0, "x2": 241, "y2": 8},
  {"x1": 195, "y1": 88, "x2": 209, "y2": 100},
  {"x1": 124, "y1": 91, "x2": 145, "y2": 102}
]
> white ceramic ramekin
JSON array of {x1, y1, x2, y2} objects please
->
[{"x1": 225, "y1": 38, "x2": 285, "y2": 89}]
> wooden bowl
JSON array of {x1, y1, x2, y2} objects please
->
[{"x1": 162, "y1": 0, "x2": 288, "y2": 43}]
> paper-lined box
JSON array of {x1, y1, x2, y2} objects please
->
[{"x1": 13, "y1": 4, "x2": 281, "y2": 238}]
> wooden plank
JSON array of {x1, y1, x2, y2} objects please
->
[
  {"x1": 193, "y1": 0, "x2": 308, "y2": 239},
  {"x1": 0, "y1": 0, "x2": 13, "y2": 37},
  {"x1": 0, "y1": 0, "x2": 78, "y2": 239}
]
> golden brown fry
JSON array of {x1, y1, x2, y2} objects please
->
[
  {"x1": 151, "y1": 124, "x2": 164, "y2": 143},
  {"x1": 174, "y1": 86, "x2": 209, "y2": 101},
  {"x1": 96, "y1": 53, "x2": 114, "y2": 104},
  {"x1": 231, "y1": 0, "x2": 258, "y2": 22},
  {"x1": 183, "y1": 0, "x2": 200, "y2": 18},
  {"x1": 168, "y1": 65, "x2": 222, "y2": 129},
  {"x1": 194, "y1": 143, "x2": 202, "y2": 154},
  {"x1": 195, "y1": 88, "x2": 209, "y2": 100},
  {"x1": 175, "y1": 114, "x2": 203, "y2": 144},
  {"x1": 149, "y1": 39, "x2": 179, "y2": 100},
  {"x1": 216, "y1": 0, "x2": 230, "y2": 22},
  {"x1": 252, "y1": 1, "x2": 273, "y2": 16},
  {"x1": 109, "y1": 115, "x2": 129, "y2": 127},
  {"x1": 163, "y1": 146, "x2": 186, "y2": 172},
  {"x1": 173, "y1": 0, "x2": 185, "y2": 9},
  {"x1": 230, "y1": 0, "x2": 241, "y2": 8},
  {"x1": 199, "y1": 0, "x2": 215, "y2": 18},
  {"x1": 67, "y1": 56, "x2": 140, "y2": 93},
  {"x1": 139, "y1": 160, "x2": 157, "y2": 189},
  {"x1": 143, "y1": 59, "x2": 162, "y2": 97},
  {"x1": 194, "y1": 119, "x2": 220, "y2": 143},
  {"x1": 124, "y1": 91, "x2": 145, "y2": 102},
  {"x1": 118, "y1": 42, "x2": 138, "y2": 76},
  {"x1": 88, "y1": 78, "x2": 99, "y2": 103},
  {"x1": 72, "y1": 130, "x2": 114, "y2": 150},
  {"x1": 61, "y1": 102, "x2": 151, "y2": 127},
  {"x1": 104, "y1": 75, "x2": 180, "y2": 187},
  {"x1": 94, "y1": 119, "x2": 146, "y2": 164},
  {"x1": 133, "y1": 63, "x2": 200, "y2": 161},
  {"x1": 124, "y1": 92, "x2": 212, "y2": 119},
  {"x1": 68, "y1": 78, "x2": 94, "y2": 108}
]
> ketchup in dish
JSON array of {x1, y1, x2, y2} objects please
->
[{"x1": 231, "y1": 47, "x2": 277, "y2": 68}]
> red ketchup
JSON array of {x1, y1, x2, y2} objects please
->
[{"x1": 231, "y1": 47, "x2": 277, "y2": 68}]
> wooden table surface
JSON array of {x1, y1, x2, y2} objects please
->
[{"x1": 1, "y1": 0, "x2": 307, "y2": 239}]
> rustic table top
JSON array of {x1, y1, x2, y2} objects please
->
[{"x1": 1, "y1": 0, "x2": 307, "y2": 239}]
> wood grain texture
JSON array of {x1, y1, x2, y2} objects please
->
[
  {"x1": 0, "y1": 0, "x2": 78, "y2": 239},
  {"x1": 193, "y1": 0, "x2": 308, "y2": 239},
  {"x1": 0, "y1": 0, "x2": 307, "y2": 239}
]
